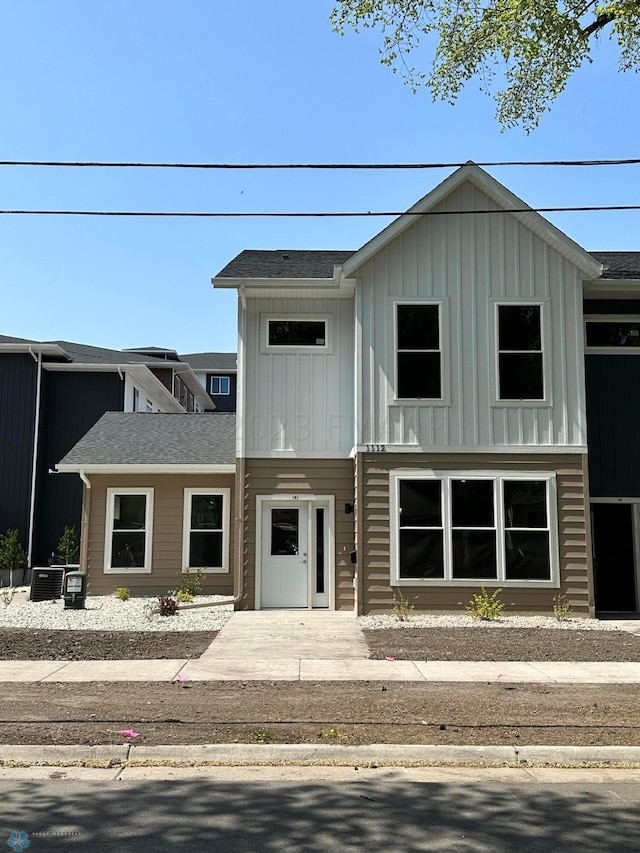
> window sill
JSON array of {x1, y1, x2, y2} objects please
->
[
  {"x1": 391, "y1": 398, "x2": 451, "y2": 407},
  {"x1": 393, "y1": 578, "x2": 559, "y2": 589},
  {"x1": 182, "y1": 567, "x2": 229, "y2": 574},
  {"x1": 491, "y1": 399, "x2": 551, "y2": 408},
  {"x1": 103, "y1": 567, "x2": 153, "y2": 574}
]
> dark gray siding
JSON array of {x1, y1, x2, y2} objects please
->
[
  {"x1": 33, "y1": 371, "x2": 123, "y2": 565},
  {"x1": 586, "y1": 355, "x2": 640, "y2": 497},
  {"x1": 207, "y1": 372, "x2": 237, "y2": 412},
  {"x1": 0, "y1": 354, "x2": 37, "y2": 549}
]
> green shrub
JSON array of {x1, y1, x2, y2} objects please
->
[
  {"x1": 55, "y1": 525, "x2": 80, "y2": 565},
  {"x1": 175, "y1": 568, "x2": 205, "y2": 600},
  {"x1": 466, "y1": 587, "x2": 504, "y2": 621},
  {"x1": 553, "y1": 592, "x2": 572, "y2": 621},
  {"x1": 0, "y1": 529, "x2": 27, "y2": 587},
  {"x1": 391, "y1": 588, "x2": 415, "y2": 621},
  {"x1": 116, "y1": 587, "x2": 130, "y2": 601}
]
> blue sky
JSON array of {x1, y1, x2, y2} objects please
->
[{"x1": 2, "y1": 1, "x2": 638, "y2": 354}]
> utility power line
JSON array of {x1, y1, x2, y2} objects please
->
[
  {"x1": 0, "y1": 205, "x2": 639, "y2": 217},
  {"x1": 0, "y1": 158, "x2": 639, "y2": 169}
]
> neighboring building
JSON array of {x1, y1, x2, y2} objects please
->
[
  {"x1": 57, "y1": 413, "x2": 235, "y2": 597},
  {"x1": 180, "y1": 352, "x2": 237, "y2": 412},
  {"x1": 209, "y1": 163, "x2": 640, "y2": 616},
  {"x1": 0, "y1": 336, "x2": 213, "y2": 574}
]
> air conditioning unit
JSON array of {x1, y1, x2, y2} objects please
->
[{"x1": 30, "y1": 567, "x2": 65, "y2": 602}]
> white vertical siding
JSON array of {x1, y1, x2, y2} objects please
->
[
  {"x1": 244, "y1": 297, "x2": 354, "y2": 455},
  {"x1": 358, "y1": 182, "x2": 587, "y2": 449}
]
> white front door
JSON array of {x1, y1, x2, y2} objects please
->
[{"x1": 261, "y1": 502, "x2": 309, "y2": 608}]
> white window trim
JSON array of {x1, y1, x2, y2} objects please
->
[
  {"x1": 209, "y1": 375, "x2": 231, "y2": 395},
  {"x1": 491, "y1": 299, "x2": 552, "y2": 408},
  {"x1": 391, "y1": 298, "x2": 450, "y2": 406},
  {"x1": 182, "y1": 488, "x2": 231, "y2": 573},
  {"x1": 389, "y1": 470, "x2": 559, "y2": 588},
  {"x1": 104, "y1": 488, "x2": 154, "y2": 574},
  {"x1": 262, "y1": 314, "x2": 333, "y2": 353},
  {"x1": 585, "y1": 315, "x2": 640, "y2": 353}
]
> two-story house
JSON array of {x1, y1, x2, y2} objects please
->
[
  {"x1": 59, "y1": 163, "x2": 640, "y2": 616},
  {"x1": 0, "y1": 335, "x2": 213, "y2": 579},
  {"x1": 211, "y1": 163, "x2": 621, "y2": 617}
]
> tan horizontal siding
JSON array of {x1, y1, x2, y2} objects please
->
[
  {"x1": 356, "y1": 452, "x2": 593, "y2": 616},
  {"x1": 240, "y1": 458, "x2": 355, "y2": 611},
  {"x1": 84, "y1": 473, "x2": 235, "y2": 597}
]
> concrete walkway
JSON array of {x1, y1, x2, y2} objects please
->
[{"x1": 2, "y1": 609, "x2": 640, "y2": 683}]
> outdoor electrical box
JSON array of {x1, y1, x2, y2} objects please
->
[{"x1": 63, "y1": 571, "x2": 87, "y2": 610}]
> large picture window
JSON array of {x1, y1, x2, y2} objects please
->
[
  {"x1": 498, "y1": 305, "x2": 544, "y2": 400},
  {"x1": 392, "y1": 472, "x2": 556, "y2": 585},
  {"x1": 104, "y1": 489, "x2": 153, "y2": 573},
  {"x1": 396, "y1": 304, "x2": 441, "y2": 399},
  {"x1": 183, "y1": 488, "x2": 230, "y2": 573}
]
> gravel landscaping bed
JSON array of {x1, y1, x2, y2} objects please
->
[{"x1": 0, "y1": 594, "x2": 234, "y2": 632}]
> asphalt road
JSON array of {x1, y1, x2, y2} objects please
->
[{"x1": 1, "y1": 769, "x2": 639, "y2": 852}]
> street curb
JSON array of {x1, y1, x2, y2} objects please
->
[
  {"x1": 0, "y1": 745, "x2": 130, "y2": 764},
  {"x1": 3, "y1": 743, "x2": 640, "y2": 767}
]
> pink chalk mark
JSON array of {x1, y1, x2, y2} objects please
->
[
  {"x1": 118, "y1": 729, "x2": 139, "y2": 738},
  {"x1": 385, "y1": 656, "x2": 396, "y2": 662}
]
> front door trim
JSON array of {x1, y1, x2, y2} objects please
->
[{"x1": 255, "y1": 494, "x2": 335, "y2": 610}]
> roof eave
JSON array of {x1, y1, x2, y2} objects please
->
[{"x1": 56, "y1": 463, "x2": 236, "y2": 475}]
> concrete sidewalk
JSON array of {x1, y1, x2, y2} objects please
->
[{"x1": 2, "y1": 658, "x2": 640, "y2": 683}]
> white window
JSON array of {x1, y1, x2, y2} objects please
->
[
  {"x1": 390, "y1": 471, "x2": 557, "y2": 587},
  {"x1": 264, "y1": 315, "x2": 331, "y2": 351},
  {"x1": 104, "y1": 488, "x2": 153, "y2": 573},
  {"x1": 132, "y1": 387, "x2": 140, "y2": 412},
  {"x1": 396, "y1": 303, "x2": 442, "y2": 399},
  {"x1": 209, "y1": 375, "x2": 230, "y2": 395},
  {"x1": 497, "y1": 304, "x2": 544, "y2": 400},
  {"x1": 182, "y1": 488, "x2": 230, "y2": 573}
]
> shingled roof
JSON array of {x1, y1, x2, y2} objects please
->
[
  {"x1": 590, "y1": 253, "x2": 640, "y2": 280},
  {"x1": 215, "y1": 250, "x2": 355, "y2": 279},
  {"x1": 180, "y1": 352, "x2": 237, "y2": 371},
  {"x1": 57, "y1": 412, "x2": 236, "y2": 467}
]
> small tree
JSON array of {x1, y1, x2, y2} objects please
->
[
  {"x1": 55, "y1": 525, "x2": 80, "y2": 565},
  {"x1": 0, "y1": 529, "x2": 27, "y2": 587}
]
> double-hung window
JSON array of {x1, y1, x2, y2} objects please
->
[
  {"x1": 104, "y1": 488, "x2": 153, "y2": 573},
  {"x1": 182, "y1": 488, "x2": 230, "y2": 573},
  {"x1": 396, "y1": 304, "x2": 441, "y2": 399},
  {"x1": 497, "y1": 305, "x2": 544, "y2": 400},
  {"x1": 392, "y1": 472, "x2": 556, "y2": 585}
]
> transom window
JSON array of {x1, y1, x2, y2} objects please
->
[
  {"x1": 498, "y1": 305, "x2": 544, "y2": 400},
  {"x1": 586, "y1": 318, "x2": 640, "y2": 349},
  {"x1": 182, "y1": 489, "x2": 230, "y2": 573},
  {"x1": 396, "y1": 304, "x2": 441, "y2": 399},
  {"x1": 392, "y1": 473, "x2": 555, "y2": 585},
  {"x1": 268, "y1": 319, "x2": 327, "y2": 347},
  {"x1": 104, "y1": 489, "x2": 153, "y2": 573},
  {"x1": 209, "y1": 375, "x2": 230, "y2": 395}
]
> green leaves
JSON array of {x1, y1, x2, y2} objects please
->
[{"x1": 330, "y1": 1, "x2": 640, "y2": 130}]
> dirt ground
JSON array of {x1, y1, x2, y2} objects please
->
[
  {"x1": 0, "y1": 629, "x2": 218, "y2": 660},
  {"x1": 3, "y1": 626, "x2": 640, "y2": 662},
  {"x1": 1, "y1": 681, "x2": 640, "y2": 748},
  {"x1": 364, "y1": 628, "x2": 640, "y2": 662}
]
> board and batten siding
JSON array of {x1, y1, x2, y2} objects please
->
[
  {"x1": 239, "y1": 459, "x2": 355, "y2": 610},
  {"x1": 84, "y1": 474, "x2": 235, "y2": 596},
  {"x1": 356, "y1": 182, "x2": 587, "y2": 449},
  {"x1": 356, "y1": 452, "x2": 593, "y2": 616},
  {"x1": 242, "y1": 298, "x2": 354, "y2": 455}
]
